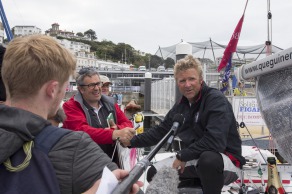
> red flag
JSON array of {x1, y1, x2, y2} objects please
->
[{"x1": 217, "y1": 15, "x2": 244, "y2": 72}]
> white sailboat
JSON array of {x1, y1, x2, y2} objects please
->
[
  {"x1": 134, "y1": 2, "x2": 292, "y2": 192},
  {"x1": 134, "y1": 144, "x2": 292, "y2": 194}
]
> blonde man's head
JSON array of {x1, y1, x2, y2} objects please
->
[
  {"x1": 1, "y1": 35, "x2": 76, "y2": 100},
  {"x1": 174, "y1": 55, "x2": 203, "y2": 80}
]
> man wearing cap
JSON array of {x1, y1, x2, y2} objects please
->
[
  {"x1": 99, "y1": 75, "x2": 112, "y2": 96},
  {"x1": 63, "y1": 68, "x2": 135, "y2": 163},
  {"x1": 100, "y1": 75, "x2": 119, "y2": 104}
]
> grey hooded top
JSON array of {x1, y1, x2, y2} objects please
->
[{"x1": 0, "y1": 105, "x2": 118, "y2": 194}]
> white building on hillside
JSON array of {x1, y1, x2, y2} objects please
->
[
  {"x1": 12, "y1": 25, "x2": 41, "y2": 37},
  {"x1": 54, "y1": 38, "x2": 97, "y2": 70},
  {"x1": 45, "y1": 23, "x2": 74, "y2": 38},
  {"x1": 75, "y1": 52, "x2": 98, "y2": 70},
  {"x1": 74, "y1": 51, "x2": 131, "y2": 72},
  {"x1": 55, "y1": 37, "x2": 129, "y2": 72},
  {"x1": 56, "y1": 39, "x2": 90, "y2": 53}
]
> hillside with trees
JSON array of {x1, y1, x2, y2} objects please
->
[{"x1": 57, "y1": 29, "x2": 175, "y2": 69}]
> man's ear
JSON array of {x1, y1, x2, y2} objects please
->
[
  {"x1": 46, "y1": 80, "x2": 59, "y2": 98},
  {"x1": 77, "y1": 86, "x2": 84, "y2": 94}
]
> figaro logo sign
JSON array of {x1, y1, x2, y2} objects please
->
[{"x1": 232, "y1": 97, "x2": 266, "y2": 126}]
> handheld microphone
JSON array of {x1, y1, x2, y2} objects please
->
[
  {"x1": 111, "y1": 113, "x2": 185, "y2": 194},
  {"x1": 165, "y1": 114, "x2": 185, "y2": 151}
]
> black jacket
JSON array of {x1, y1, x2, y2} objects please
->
[{"x1": 131, "y1": 82, "x2": 245, "y2": 166}]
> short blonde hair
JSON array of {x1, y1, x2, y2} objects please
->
[
  {"x1": 2, "y1": 35, "x2": 76, "y2": 100},
  {"x1": 174, "y1": 55, "x2": 203, "y2": 80}
]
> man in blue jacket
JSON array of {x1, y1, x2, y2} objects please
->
[{"x1": 123, "y1": 55, "x2": 245, "y2": 194}]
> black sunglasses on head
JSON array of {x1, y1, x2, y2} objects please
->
[{"x1": 78, "y1": 67, "x2": 97, "y2": 75}]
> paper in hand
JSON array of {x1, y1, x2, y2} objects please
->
[
  {"x1": 95, "y1": 166, "x2": 119, "y2": 194},
  {"x1": 107, "y1": 112, "x2": 114, "y2": 128}
]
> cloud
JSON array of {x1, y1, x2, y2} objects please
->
[{"x1": 2, "y1": 0, "x2": 292, "y2": 54}]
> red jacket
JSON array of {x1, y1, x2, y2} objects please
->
[{"x1": 63, "y1": 94, "x2": 133, "y2": 144}]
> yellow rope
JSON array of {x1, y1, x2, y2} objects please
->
[{"x1": 3, "y1": 141, "x2": 34, "y2": 172}]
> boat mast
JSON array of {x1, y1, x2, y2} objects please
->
[
  {"x1": 266, "y1": 0, "x2": 277, "y2": 156},
  {"x1": 266, "y1": 0, "x2": 272, "y2": 56},
  {"x1": 0, "y1": 0, "x2": 13, "y2": 41}
]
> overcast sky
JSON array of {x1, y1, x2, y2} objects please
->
[{"x1": 2, "y1": 0, "x2": 292, "y2": 54}]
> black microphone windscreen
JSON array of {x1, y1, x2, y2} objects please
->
[
  {"x1": 173, "y1": 114, "x2": 184, "y2": 126},
  {"x1": 145, "y1": 166, "x2": 179, "y2": 194}
]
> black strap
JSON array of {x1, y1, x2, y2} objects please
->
[{"x1": 34, "y1": 125, "x2": 70, "y2": 154}]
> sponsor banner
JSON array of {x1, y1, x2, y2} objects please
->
[
  {"x1": 241, "y1": 47, "x2": 292, "y2": 79},
  {"x1": 220, "y1": 57, "x2": 232, "y2": 92},
  {"x1": 232, "y1": 97, "x2": 266, "y2": 126}
]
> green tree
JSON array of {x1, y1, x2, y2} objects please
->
[
  {"x1": 84, "y1": 29, "x2": 97, "y2": 40},
  {"x1": 132, "y1": 54, "x2": 147, "y2": 68},
  {"x1": 96, "y1": 40, "x2": 115, "y2": 61},
  {"x1": 150, "y1": 55, "x2": 163, "y2": 68},
  {"x1": 55, "y1": 36, "x2": 156, "y2": 66},
  {"x1": 164, "y1": 57, "x2": 175, "y2": 68},
  {"x1": 76, "y1": 32, "x2": 84, "y2": 37},
  {"x1": 113, "y1": 43, "x2": 134, "y2": 64}
]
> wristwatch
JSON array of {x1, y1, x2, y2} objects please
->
[{"x1": 176, "y1": 151, "x2": 182, "y2": 161}]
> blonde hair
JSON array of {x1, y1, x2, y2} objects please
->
[
  {"x1": 174, "y1": 55, "x2": 203, "y2": 80},
  {"x1": 2, "y1": 35, "x2": 76, "y2": 100}
]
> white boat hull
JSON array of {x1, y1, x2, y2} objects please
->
[{"x1": 136, "y1": 146, "x2": 292, "y2": 193}]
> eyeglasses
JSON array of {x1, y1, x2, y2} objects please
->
[
  {"x1": 80, "y1": 82, "x2": 103, "y2": 89},
  {"x1": 102, "y1": 83, "x2": 111, "y2": 88}
]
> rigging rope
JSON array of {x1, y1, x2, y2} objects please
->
[
  {"x1": 158, "y1": 46, "x2": 165, "y2": 65},
  {"x1": 240, "y1": 122, "x2": 268, "y2": 164},
  {"x1": 209, "y1": 38, "x2": 216, "y2": 65},
  {"x1": 254, "y1": 46, "x2": 266, "y2": 61}
]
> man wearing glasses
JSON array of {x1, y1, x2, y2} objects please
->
[{"x1": 63, "y1": 68, "x2": 135, "y2": 163}]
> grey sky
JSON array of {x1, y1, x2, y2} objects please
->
[{"x1": 2, "y1": 0, "x2": 292, "y2": 54}]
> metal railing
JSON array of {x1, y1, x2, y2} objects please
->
[
  {"x1": 151, "y1": 78, "x2": 176, "y2": 115},
  {"x1": 112, "y1": 86, "x2": 141, "y2": 93},
  {"x1": 150, "y1": 79, "x2": 263, "y2": 127}
]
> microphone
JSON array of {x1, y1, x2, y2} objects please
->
[
  {"x1": 145, "y1": 166, "x2": 179, "y2": 194},
  {"x1": 111, "y1": 113, "x2": 184, "y2": 194},
  {"x1": 165, "y1": 114, "x2": 185, "y2": 151}
]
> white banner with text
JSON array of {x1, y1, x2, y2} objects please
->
[{"x1": 232, "y1": 97, "x2": 266, "y2": 126}]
